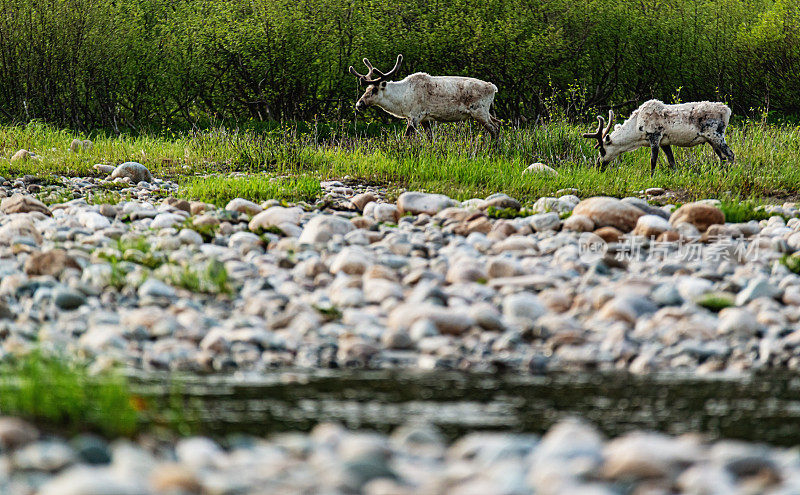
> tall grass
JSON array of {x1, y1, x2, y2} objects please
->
[
  {"x1": 180, "y1": 174, "x2": 322, "y2": 206},
  {"x1": 0, "y1": 351, "x2": 138, "y2": 437},
  {"x1": 1, "y1": 119, "x2": 799, "y2": 204}
]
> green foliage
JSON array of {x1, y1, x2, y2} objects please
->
[
  {"x1": 179, "y1": 174, "x2": 322, "y2": 206},
  {"x1": 314, "y1": 304, "x2": 343, "y2": 322},
  {"x1": 781, "y1": 254, "x2": 800, "y2": 274},
  {"x1": 0, "y1": 0, "x2": 798, "y2": 127},
  {"x1": 0, "y1": 351, "x2": 138, "y2": 437},
  {"x1": 695, "y1": 292, "x2": 736, "y2": 312},
  {"x1": 5, "y1": 120, "x2": 800, "y2": 205},
  {"x1": 181, "y1": 218, "x2": 218, "y2": 242},
  {"x1": 108, "y1": 259, "x2": 129, "y2": 290},
  {"x1": 486, "y1": 206, "x2": 531, "y2": 218},
  {"x1": 97, "y1": 237, "x2": 167, "y2": 270},
  {"x1": 38, "y1": 189, "x2": 75, "y2": 205},
  {"x1": 163, "y1": 259, "x2": 232, "y2": 295},
  {"x1": 718, "y1": 200, "x2": 776, "y2": 223}
]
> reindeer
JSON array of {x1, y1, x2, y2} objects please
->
[
  {"x1": 583, "y1": 99, "x2": 735, "y2": 176},
  {"x1": 349, "y1": 55, "x2": 500, "y2": 138}
]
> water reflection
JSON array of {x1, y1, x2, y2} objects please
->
[{"x1": 132, "y1": 370, "x2": 800, "y2": 446}]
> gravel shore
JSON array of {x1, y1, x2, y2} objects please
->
[
  {"x1": 0, "y1": 415, "x2": 794, "y2": 494},
  {"x1": 1, "y1": 167, "x2": 799, "y2": 376}
]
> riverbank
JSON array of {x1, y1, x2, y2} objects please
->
[{"x1": 1, "y1": 169, "x2": 799, "y2": 378}]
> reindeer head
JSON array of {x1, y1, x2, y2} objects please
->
[
  {"x1": 582, "y1": 110, "x2": 621, "y2": 165},
  {"x1": 348, "y1": 55, "x2": 403, "y2": 112}
]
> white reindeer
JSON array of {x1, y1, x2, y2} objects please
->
[
  {"x1": 349, "y1": 55, "x2": 500, "y2": 138},
  {"x1": 583, "y1": 99, "x2": 735, "y2": 176}
]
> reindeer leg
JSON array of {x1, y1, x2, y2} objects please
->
[
  {"x1": 421, "y1": 120, "x2": 433, "y2": 139},
  {"x1": 709, "y1": 142, "x2": 728, "y2": 164},
  {"x1": 472, "y1": 109, "x2": 499, "y2": 141},
  {"x1": 661, "y1": 145, "x2": 676, "y2": 169},
  {"x1": 648, "y1": 134, "x2": 661, "y2": 177},
  {"x1": 479, "y1": 117, "x2": 499, "y2": 140},
  {"x1": 719, "y1": 141, "x2": 735, "y2": 162},
  {"x1": 404, "y1": 119, "x2": 418, "y2": 137}
]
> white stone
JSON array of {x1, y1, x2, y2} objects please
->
[
  {"x1": 397, "y1": 191, "x2": 457, "y2": 216},
  {"x1": 298, "y1": 215, "x2": 355, "y2": 244},
  {"x1": 150, "y1": 213, "x2": 184, "y2": 230},
  {"x1": 523, "y1": 162, "x2": 558, "y2": 176},
  {"x1": 225, "y1": 198, "x2": 262, "y2": 216},
  {"x1": 78, "y1": 211, "x2": 111, "y2": 230}
]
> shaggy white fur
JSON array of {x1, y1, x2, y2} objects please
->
[
  {"x1": 588, "y1": 99, "x2": 734, "y2": 175},
  {"x1": 355, "y1": 71, "x2": 499, "y2": 138}
]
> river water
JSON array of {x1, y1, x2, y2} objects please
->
[{"x1": 132, "y1": 369, "x2": 800, "y2": 446}]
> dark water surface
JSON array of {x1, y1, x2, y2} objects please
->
[{"x1": 131, "y1": 370, "x2": 800, "y2": 446}]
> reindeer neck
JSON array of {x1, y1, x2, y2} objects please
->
[
  {"x1": 610, "y1": 116, "x2": 640, "y2": 141},
  {"x1": 376, "y1": 81, "x2": 413, "y2": 118},
  {"x1": 609, "y1": 113, "x2": 649, "y2": 151}
]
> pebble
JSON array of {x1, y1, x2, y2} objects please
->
[
  {"x1": 736, "y1": 278, "x2": 780, "y2": 305},
  {"x1": 397, "y1": 191, "x2": 457, "y2": 215},
  {"x1": 225, "y1": 197, "x2": 262, "y2": 216},
  {"x1": 632, "y1": 214, "x2": 672, "y2": 238},
  {"x1": 298, "y1": 214, "x2": 355, "y2": 243},
  {"x1": 1, "y1": 193, "x2": 52, "y2": 216},
  {"x1": 0, "y1": 177, "x2": 792, "y2": 377},
  {"x1": 503, "y1": 292, "x2": 546, "y2": 328},
  {"x1": 523, "y1": 162, "x2": 558, "y2": 176},
  {"x1": 573, "y1": 196, "x2": 644, "y2": 232},
  {"x1": 138, "y1": 278, "x2": 176, "y2": 300},
  {"x1": 53, "y1": 287, "x2": 87, "y2": 310},
  {"x1": 670, "y1": 201, "x2": 725, "y2": 232},
  {"x1": 109, "y1": 162, "x2": 153, "y2": 183},
  {"x1": 529, "y1": 212, "x2": 560, "y2": 232},
  {"x1": 10, "y1": 149, "x2": 33, "y2": 162}
]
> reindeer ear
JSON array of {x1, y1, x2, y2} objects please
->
[{"x1": 380, "y1": 81, "x2": 387, "y2": 88}]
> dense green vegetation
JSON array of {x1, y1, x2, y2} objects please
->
[
  {"x1": 180, "y1": 175, "x2": 322, "y2": 206},
  {"x1": 0, "y1": 351, "x2": 138, "y2": 436},
  {"x1": 0, "y1": 0, "x2": 798, "y2": 128},
  {"x1": 0, "y1": 350, "x2": 207, "y2": 438}
]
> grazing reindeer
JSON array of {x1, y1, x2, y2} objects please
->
[
  {"x1": 349, "y1": 54, "x2": 500, "y2": 138},
  {"x1": 583, "y1": 99, "x2": 735, "y2": 176}
]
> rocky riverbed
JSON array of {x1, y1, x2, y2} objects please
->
[
  {"x1": 1, "y1": 165, "x2": 800, "y2": 375},
  {"x1": 0, "y1": 414, "x2": 796, "y2": 494}
]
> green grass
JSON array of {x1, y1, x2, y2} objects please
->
[
  {"x1": 781, "y1": 254, "x2": 800, "y2": 274},
  {"x1": 158, "y1": 259, "x2": 232, "y2": 295},
  {"x1": 2, "y1": 119, "x2": 800, "y2": 205},
  {"x1": 718, "y1": 200, "x2": 778, "y2": 223},
  {"x1": 0, "y1": 351, "x2": 139, "y2": 437},
  {"x1": 96, "y1": 236, "x2": 167, "y2": 270},
  {"x1": 0, "y1": 351, "x2": 212, "y2": 439},
  {"x1": 179, "y1": 174, "x2": 322, "y2": 207},
  {"x1": 695, "y1": 292, "x2": 736, "y2": 312}
]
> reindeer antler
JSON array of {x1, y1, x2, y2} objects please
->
[
  {"x1": 372, "y1": 55, "x2": 403, "y2": 81},
  {"x1": 582, "y1": 110, "x2": 615, "y2": 152},
  {"x1": 348, "y1": 55, "x2": 403, "y2": 85}
]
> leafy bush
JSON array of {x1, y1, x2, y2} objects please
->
[{"x1": 0, "y1": 0, "x2": 799, "y2": 128}]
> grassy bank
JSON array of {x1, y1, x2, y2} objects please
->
[
  {"x1": 0, "y1": 350, "x2": 204, "y2": 438},
  {"x1": 2, "y1": 120, "x2": 800, "y2": 205},
  {"x1": 0, "y1": 351, "x2": 138, "y2": 437}
]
